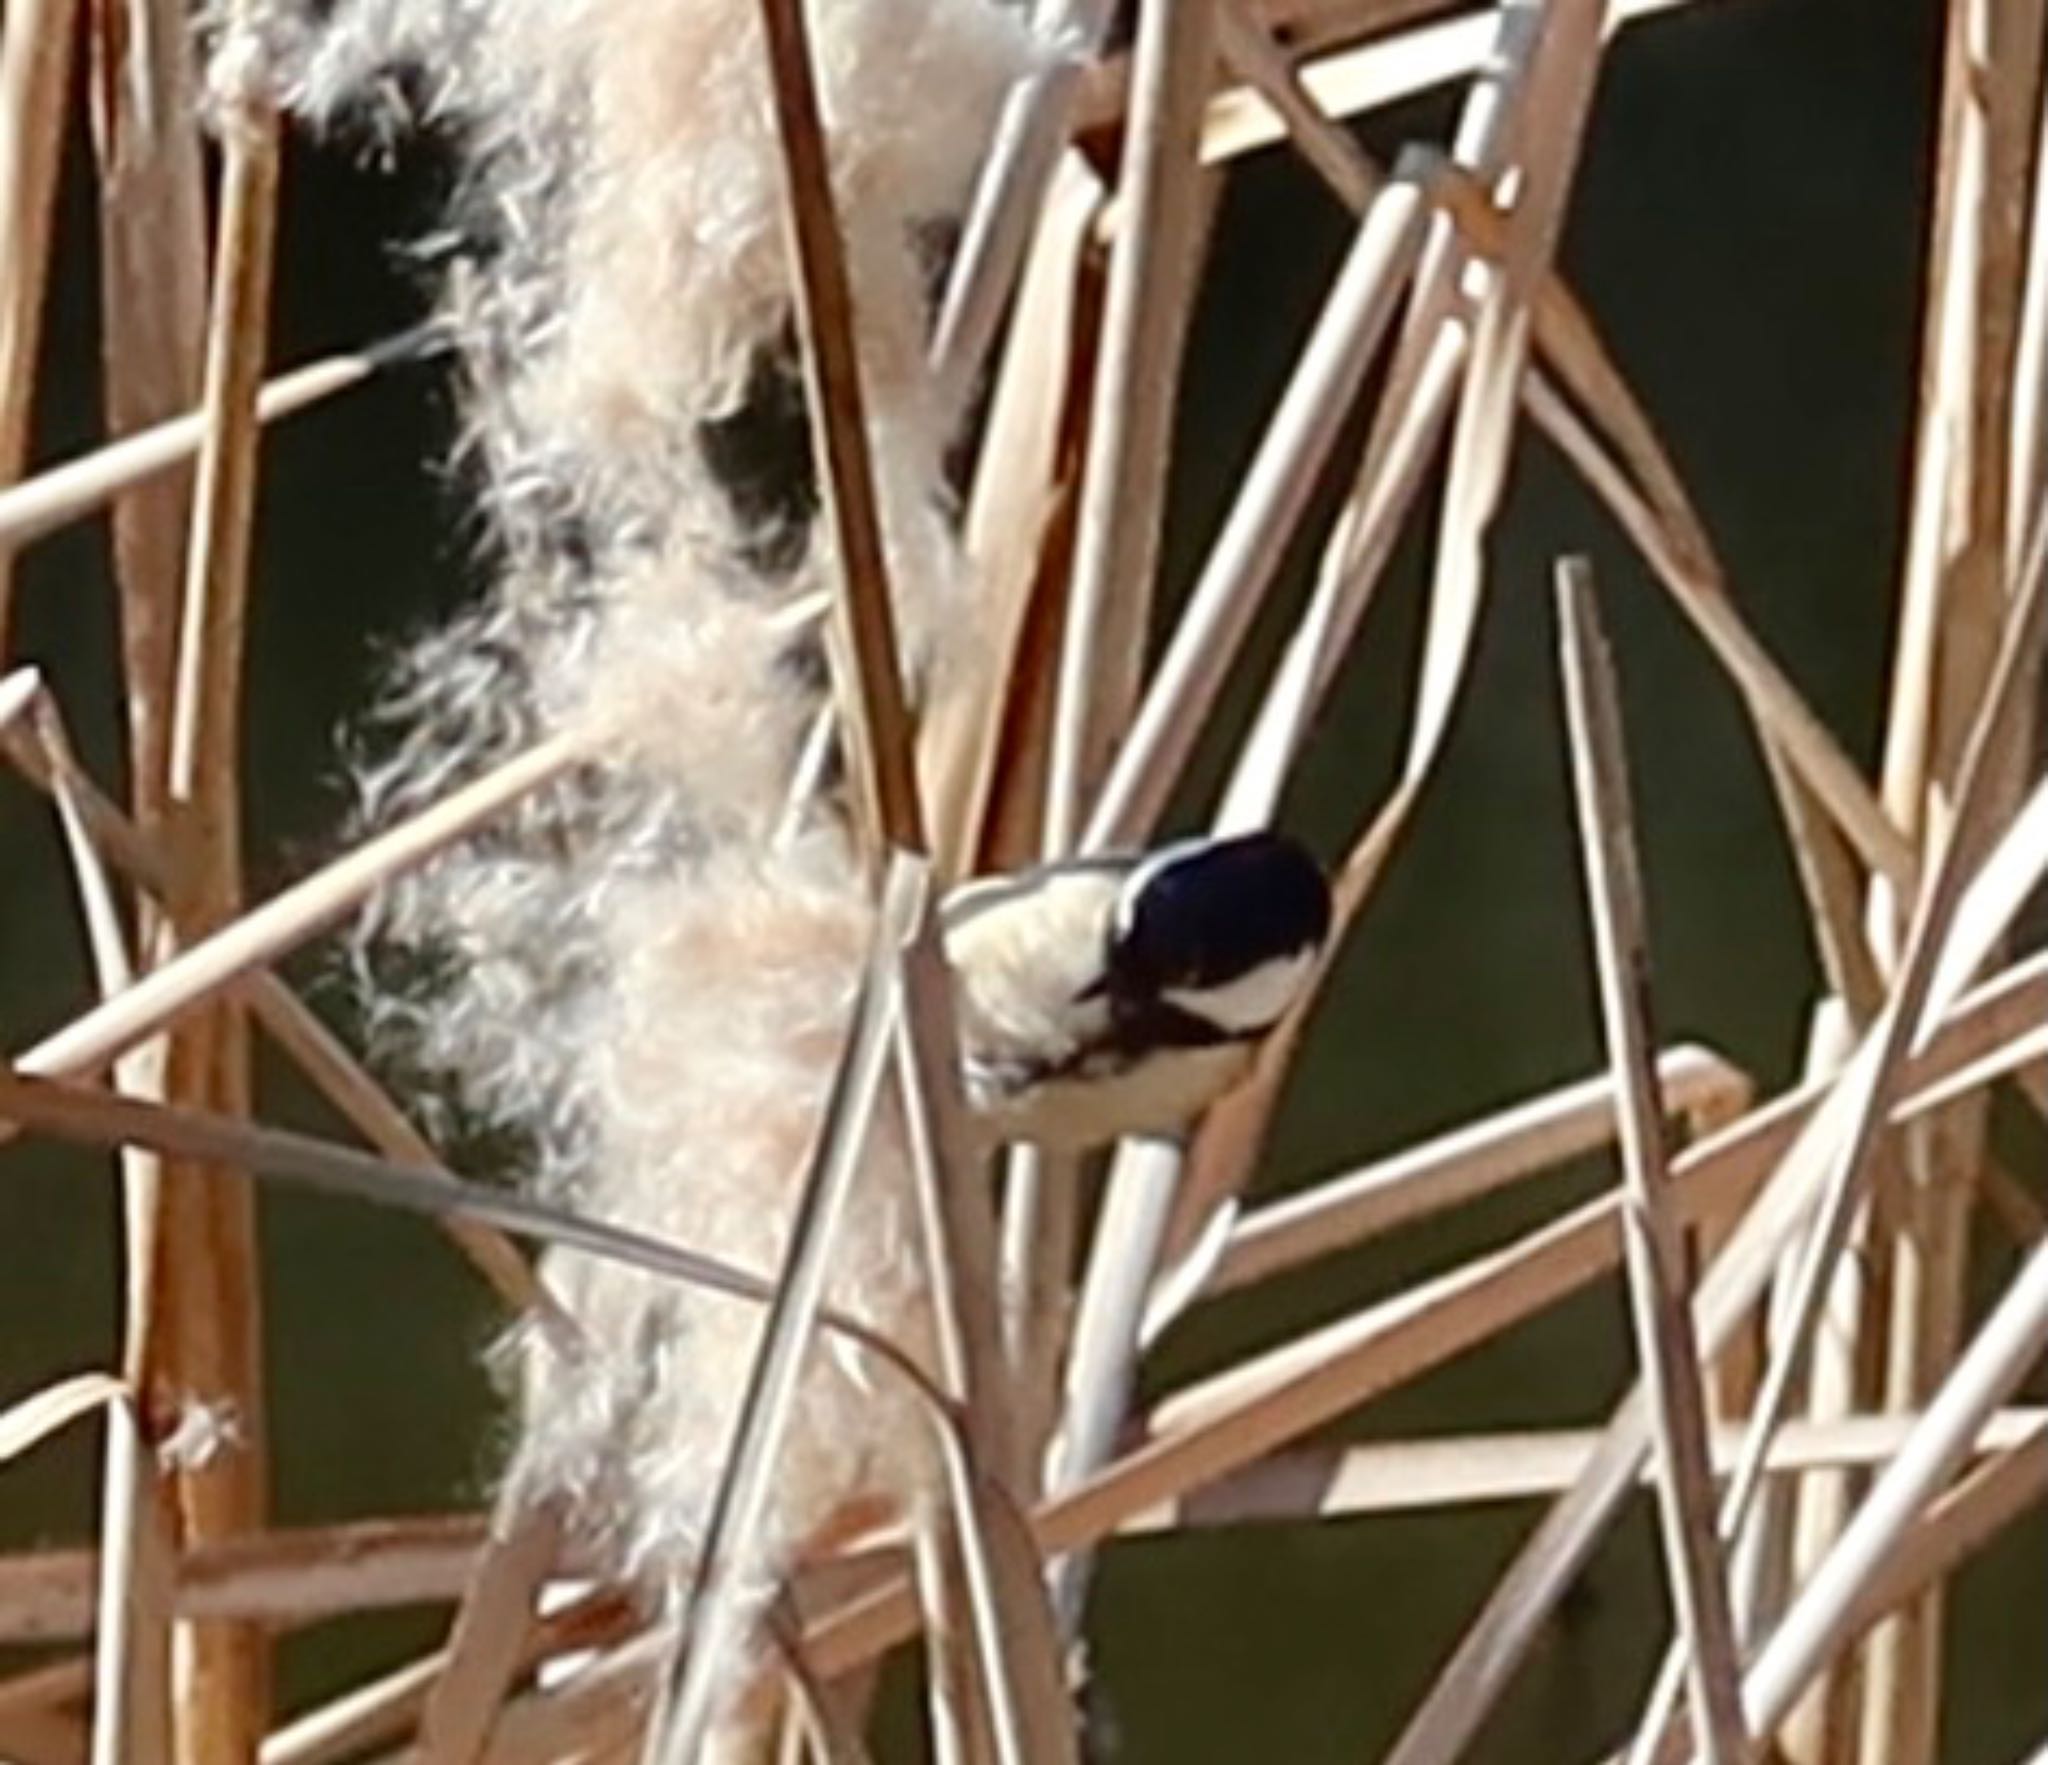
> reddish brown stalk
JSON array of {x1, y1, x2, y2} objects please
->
[{"x1": 134, "y1": 29, "x2": 285, "y2": 1757}]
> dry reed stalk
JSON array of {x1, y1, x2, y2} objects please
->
[
  {"x1": 91, "y1": 1394, "x2": 176, "y2": 1765},
  {"x1": 0, "y1": 1513, "x2": 490, "y2": 1641},
  {"x1": 1629, "y1": 514, "x2": 2048, "y2": 1765},
  {"x1": 1858, "y1": 0, "x2": 2047, "y2": 1756},
  {"x1": 1214, "y1": 0, "x2": 1377, "y2": 211},
  {"x1": 899, "y1": 908, "x2": 1075, "y2": 1765},
  {"x1": 1115, "y1": 1409, "x2": 2048, "y2": 1532},
  {"x1": 1046, "y1": 0, "x2": 1214, "y2": 848},
  {"x1": 1193, "y1": 1045, "x2": 1749, "y2": 1300},
  {"x1": 928, "y1": 0, "x2": 1112, "y2": 413},
  {"x1": 1189, "y1": 0, "x2": 1720, "y2": 166},
  {"x1": 1556, "y1": 563, "x2": 1749, "y2": 1765},
  {"x1": 0, "y1": 328, "x2": 436, "y2": 554},
  {"x1": 77, "y1": 0, "x2": 213, "y2": 1751},
  {"x1": 1028, "y1": 0, "x2": 1221, "y2": 1638},
  {"x1": 414, "y1": 1502, "x2": 566, "y2": 1763},
  {"x1": 0, "y1": 1065, "x2": 962, "y2": 1405},
  {"x1": 0, "y1": 0, "x2": 78, "y2": 651},
  {"x1": 756, "y1": 0, "x2": 923, "y2": 859},
  {"x1": 10, "y1": 731, "x2": 584, "y2": 1090}
]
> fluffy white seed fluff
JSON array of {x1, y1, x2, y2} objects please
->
[{"x1": 254, "y1": 0, "x2": 1042, "y2": 1711}]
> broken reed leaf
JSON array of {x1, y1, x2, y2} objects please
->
[
  {"x1": 1417, "y1": 0, "x2": 1603, "y2": 775},
  {"x1": 1555, "y1": 564, "x2": 1749, "y2": 1765},
  {"x1": 1106, "y1": 163, "x2": 1429, "y2": 844}
]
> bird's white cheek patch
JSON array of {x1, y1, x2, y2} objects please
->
[{"x1": 1163, "y1": 947, "x2": 1316, "y2": 1037}]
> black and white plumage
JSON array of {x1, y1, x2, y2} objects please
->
[{"x1": 943, "y1": 832, "x2": 1332, "y2": 1150}]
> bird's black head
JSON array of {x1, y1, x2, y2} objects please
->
[{"x1": 1105, "y1": 832, "x2": 1331, "y2": 1035}]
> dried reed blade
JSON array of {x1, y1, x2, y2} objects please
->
[
  {"x1": 414, "y1": 1502, "x2": 565, "y2": 1763},
  {"x1": 1120, "y1": 1408, "x2": 2048, "y2": 1531},
  {"x1": 1213, "y1": 0, "x2": 1377, "y2": 212},
  {"x1": 2, "y1": 684, "x2": 548, "y2": 1311},
  {"x1": 928, "y1": 0, "x2": 1109, "y2": 411},
  {"x1": 1091, "y1": 160, "x2": 1429, "y2": 845},
  {"x1": 933, "y1": 155, "x2": 1104, "y2": 877},
  {"x1": 1047, "y1": 0, "x2": 1216, "y2": 849},
  {"x1": 1734, "y1": 1223, "x2": 2048, "y2": 1748},
  {"x1": 0, "y1": 1657, "x2": 92, "y2": 1724},
  {"x1": 755, "y1": 0, "x2": 923, "y2": 857},
  {"x1": 1191, "y1": 0, "x2": 1716, "y2": 167},
  {"x1": 11, "y1": 731, "x2": 583, "y2": 1094},
  {"x1": 0, "y1": 328, "x2": 438, "y2": 555},
  {"x1": 1423, "y1": 0, "x2": 1604, "y2": 764},
  {"x1": 1190, "y1": 1045, "x2": 1749, "y2": 1302},
  {"x1": 0, "y1": 1063, "x2": 972, "y2": 1416},
  {"x1": 1863, "y1": 11, "x2": 2046, "y2": 1743},
  {"x1": 0, "y1": 0, "x2": 80, "y2": 650},
  {"x1": 90, "y1": 1394, "x2": 174, "y2": 1765},
  {"x1": 1554, "y1": 562, "x2": 1749, "y2": 1764}
]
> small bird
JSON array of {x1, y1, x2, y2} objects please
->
[{"x1": 941, "y1": 831, "x2": 1332, "y2": 1150}]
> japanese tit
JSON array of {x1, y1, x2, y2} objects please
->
[{"x1": 941, "y1": 831, "x2": 1332, "y2": 1151}]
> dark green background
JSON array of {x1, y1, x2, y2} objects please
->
[{"x1": 3, "y1": 0, "x2": 2043, "y2": 1756}]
